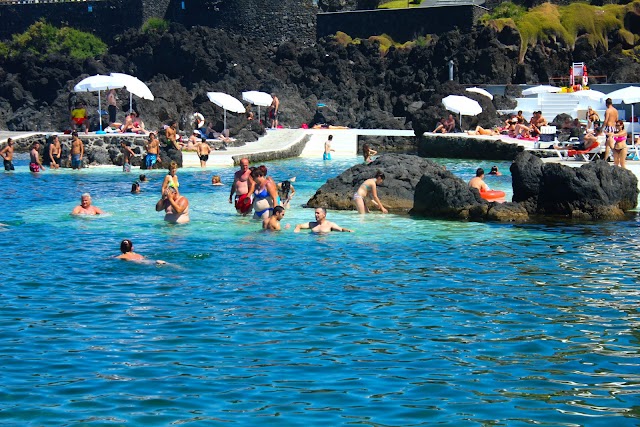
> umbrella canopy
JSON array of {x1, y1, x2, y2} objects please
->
[
  {"x1": 74, "y1": 74, "x2": 123, "y2": 92},
  {"x1": 607, "y1": 86, "x2": 640, "y2": 135},
  {"x1": 242, "y1": 91, "x2": 273, "y2": 107},
  {"x1": 110, "y1": 73, "x2": 154, "y2": 100},
  {"x1": 74, "y1": 75, "x2": 125, "y2": 131},
  {"x1": 522, "y1": 85, "x2": 561, "y2": 96},
  {"x1": 442, "y1": 95, "x2": 482, "y2": 116},
  {"x1": 207, "y1": 92, "x2": 245, "y2": 131},
  {"x1": 242, "y1": 91, "x2": 272, "y2": 123},
  {"x1": 466, "y1": 87, "x2": 493, "y2": 100},
  {"x1": 442, "y1": 95, "x2": 482, "y2": 131},
  {"x1": 607, "y1": 86, "x2": 640, "y2": 104},
  {"x1": 570, "y1": 89, "x2": 606, "y2": 102}
]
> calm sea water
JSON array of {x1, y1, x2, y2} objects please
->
[{"x1": 1, "y1": 154, "x2": 639, "y2": 426}]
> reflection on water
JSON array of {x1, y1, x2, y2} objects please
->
[{"x1": 0, "y1": 157, "x2": 639, "y2": 425}]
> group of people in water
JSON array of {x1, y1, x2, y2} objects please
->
[{"x1": 60, "y1": 154, "x2": 391, "y2": 262}]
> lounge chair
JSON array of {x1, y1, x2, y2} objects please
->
[{"x1": 566, "y1": 139, "x2": 600, "y2": 161}]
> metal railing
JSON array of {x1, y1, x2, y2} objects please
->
[
  {"x1": 0, "y1": 0, "x2": 99, "y2": 5},
  {"x1": 548, "y1": 75, "x2": 608, "y2": 86}
]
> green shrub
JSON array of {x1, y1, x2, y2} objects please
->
[
  {"x1": 58, "y1": 27, "x2": 107, "y2": 60},
  {"x1": 142, "y1": 17, "x2": 169, "y2": 34},
  {"x1": 334, "y1": 31, "x2": 353, "y2": 47},
  {"x1": 5, "y1": 20, "x2": 106, "y2": 60},
  {"x1": 378, "y1": 0, "x2": 422, "y2": 9},
  {"x1": 483, "y1": 1, "x2": 640, "y2": 63},
  {"x1": 483, "y1": 1, "x2": 526, "y2": 20}
]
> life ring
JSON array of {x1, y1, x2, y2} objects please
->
[{"x1": 480, "y1": 190, "x2": 506, "y2": 202}]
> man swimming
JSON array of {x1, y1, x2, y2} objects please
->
[
  {"x1": 294, "y1": 207, "x2": 353, "y2": 234},
  {"x1": 469, "y1": 168, "x2": 490, "y2": 192},
  {"x1": 71, "y1": 193, "x2": 105, "y2": 215},
  {"x1": 263, "y1": 205, "x2": 287, "y2": 231}
]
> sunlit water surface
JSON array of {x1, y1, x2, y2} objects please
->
[{"x1": 1, "y1": 154, "x2": 639, "y2": 426}]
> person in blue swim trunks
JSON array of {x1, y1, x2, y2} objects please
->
[
  {"x1": 145, "y1": 132, "x2": 161, "y2": 169},
  {"x1": 251, "y1": 166, "x2": 279, "y2": 221},
  {"x1": 323, "y1": 135, "x2": 335, "y2": 160}
]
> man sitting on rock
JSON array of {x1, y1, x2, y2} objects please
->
[{"x1": 434, "y1": 114, "x2": 456, "y2": 133}]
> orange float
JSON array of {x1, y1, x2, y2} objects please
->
[{"x1": 480, "y1": 190, "x2": 506, "y2": 202}]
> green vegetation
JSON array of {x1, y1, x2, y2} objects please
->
[
  {"x1": 142, "y1": 17, "x2": 169, "y2": 34},
  {"x1": 333, "y1": 31, "x2": 428, "y2": 55},
  {"x1": 0, "y1": 20, "x2": 106, "y2": 60},
  {"x1": 378, "y1": 0, "x2": 423, "y2": 9},
  {"x1": 482, "y1": 1, "x2": 640, "y2": 63}
]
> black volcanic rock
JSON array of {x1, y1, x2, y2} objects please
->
[
  {"x1": 510, "y1": 152, "x2": 638, "y2": 220},
  {"x1": 306, "y1": 154, "x2": 439, "y2": 212}
]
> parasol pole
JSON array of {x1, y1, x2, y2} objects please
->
[
  {"x1": 224, "y1": 109, "x2": 227, "y2": 132},
  {"x1": 98, "y1": 90, "x2": 103, "y2": 130}
]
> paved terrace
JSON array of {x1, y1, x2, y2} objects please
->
[{"x1": 1, "y1": 128, "x2": 544, "y2": 167}]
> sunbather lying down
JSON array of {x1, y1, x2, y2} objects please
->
[
  {"x1": 466, "y1": 126, "x2": 500, "y2": 136},
  {"x1": 312, "y1": 124, "x2": 349, "y2": 129}
]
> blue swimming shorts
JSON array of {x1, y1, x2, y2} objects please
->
[
  {"x1": 323, "y1": 152, "x2": 332, "y2": 160},
  {"x1": 146, "y1": 154, "x2": 157, "y2": 169},
  {"x1": 71, "y1": 154, "x2": 82, "y2": 169}
]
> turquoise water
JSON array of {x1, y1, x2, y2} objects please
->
[{"x1": 1, "y1": 155, "x2": 639, "y2": 426}]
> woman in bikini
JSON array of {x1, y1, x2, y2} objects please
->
[
  {"x1": 251, "y1": 166, "x2": 279, "y2": 221},
  {"x1": 353, "y1": 171, "x2": 388, "y2": 214},
  {"x1": 161, "y1": 161, "x2": 180, "y2": 195},
  {"x1": 612, "y1": 120, "x2": 628, "y2": 169},
  {"x1": 362, "y1": 144, "x2": 377, "y2": 164}
]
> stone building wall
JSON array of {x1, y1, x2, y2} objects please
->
[
  {"x1": 0, "y1": 0, "x2": 144, "y2": 42},
  {"x1": 0, "y1": 0, "x2": 317, "y2": 46},
  {"x1": 317, "y1": 6, "x2": 479, "y2": 42}
]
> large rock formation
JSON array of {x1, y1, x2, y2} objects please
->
[
  {"x1": 306, "y1": 154, "x2": 439, "y2": 212},
  {"x1": 308, "y1": 153, "x2": 638, "y2": 222},
  {"x1": 511, "y1": 152, "x2": 638, "y2": 220}
]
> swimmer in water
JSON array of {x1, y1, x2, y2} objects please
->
[
  {"x1": 71, "y1": 193, "x2": 105, "y2": 215},
  {"x1": 116, "y1": 239, "x2": 167, "y2": 264},
  {"x1": 294, "y1": 207, "x2": 353, "y2": 233}
]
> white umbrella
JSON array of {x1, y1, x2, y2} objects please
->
[
  {"x1": 522, "y1": 85, "x2": 561, "y2": 96},
  {"x1": 570, "y1": 89, "x2": 606, "y2": 102},
  {"x1": 207, "y1": 92, "x2": 245, "y2": 131},
  {"x1": 73, "y1": 74, "x2": 124, "y2": 131},
  {"x1": 242, "y1": 91, "x2": 272, "y2": 123},
  {"x1": 466, "y1": 87, "x2": 493, "y2": 100},
  {"x1": 110, "y1": 73, "x2": 154, "y2": 114},
  {"x1": 608, "y1": 86, "x2": 640, "y2": 135},
  {"x1": 442, "y1": 95, "x2": 482, "y2": 130}
]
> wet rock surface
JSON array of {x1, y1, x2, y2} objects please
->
[{"x1": 308, "y1": 153, "x2": 638, "y2": 222}]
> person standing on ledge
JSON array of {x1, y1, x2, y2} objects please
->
[
  {"x1": 294, "y1": 207, "x2": 353, "y2": 234},
  {"x1": 323, "y1": 135, "x2": 335, "y2": 160},
  {"x1": 107, "y1": 89, "x2": 118, "y2": 125},
  {"x1": 602, "y1": 97, "x2": 619, "y2": 161},
  {"x1": 0, "y1": 138, "x2": 15, "y2": 171},
  {"x1": 270, "y1": 93, "x2": 279, "y2": 128},
  {"x1": 166, "y1": 120, "x2": 180, "y2": 151},
  {"x1": 71, "y1": 193, "x2": 105, "y2": 215},
  {"x1": 145, "y1": 132, "x2": 161, "y2": 169},
  {"x1": 469, "y1": 168, "x2": 489, "y2": 192},
  {"x1": 197, "y1": 138, "x2": 211, "y2": 168},
  {"x1": 70, "y1": 132, "x2": 84, "y2": 170}
]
